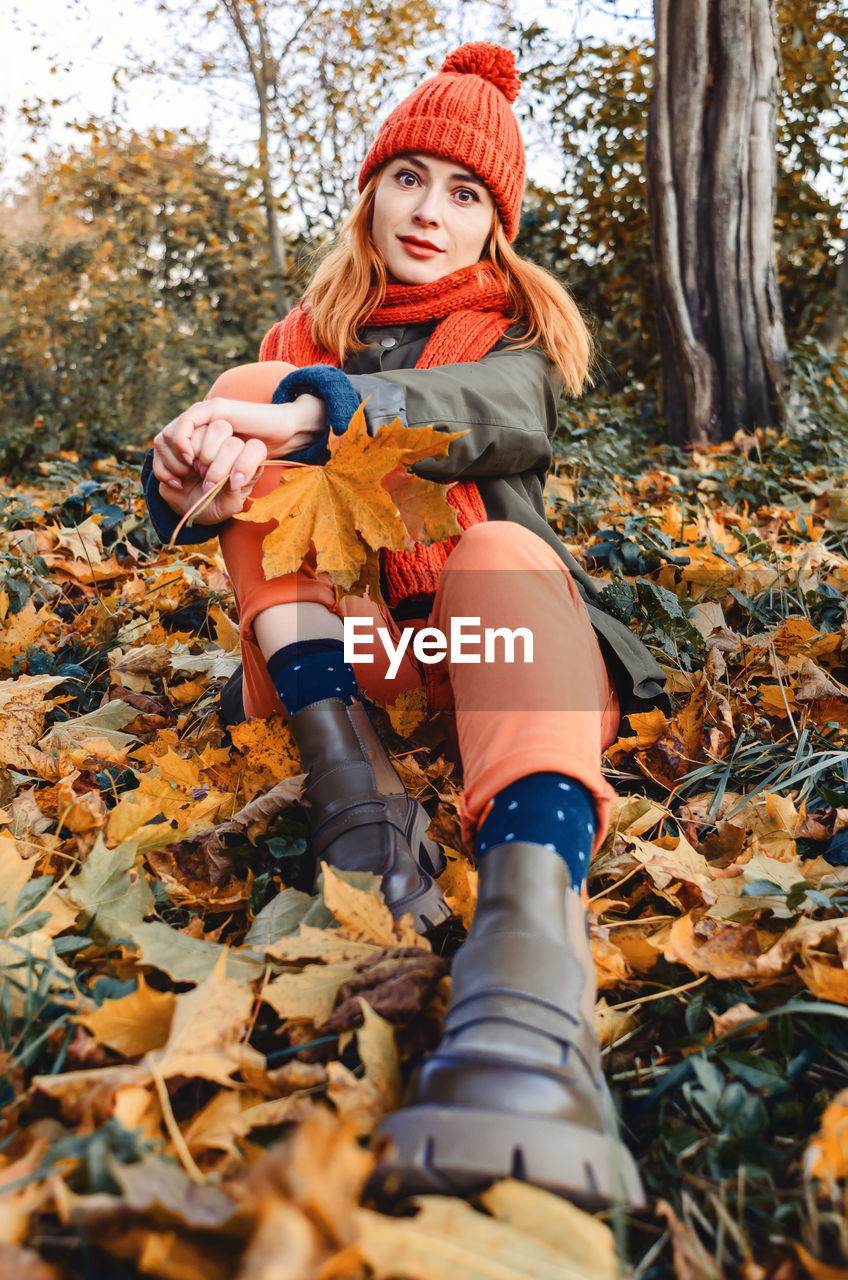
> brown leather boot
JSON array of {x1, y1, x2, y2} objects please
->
[
  {"x1": 288, "y1": 698, "x2": 450, "y2": 932},
  {"x1": 372, "y1": 841, "x2": 645, "y2": 1208}
]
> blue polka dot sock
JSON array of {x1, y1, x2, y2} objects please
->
[
  {"x1": 266, "y1": 638, "x2": 359, "y2": 715},
  {"x1": 475, "y1": 772, "x2": 596, "y2": 888}
]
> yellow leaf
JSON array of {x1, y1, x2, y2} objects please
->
[
  {"x1": 78, "y1": 974, "x2": 176, "y2": 1058},
  {"x1": 594, "y1": 997, "x2": 638, "y2": 1048},
  {"x1": 321, "y1": 863, "x2": 424, "y2": 948},
  {"x1": 385, "y1": 686, "x2": 429, "y2": 737},
  {"x1": 799, "y1": 957, "x2": 848, "y2": 1005},
  {"x1": 438, "y1": 855, "x2": 478, "y2": 930},
  {"x1": 352, "y1": 1191, "x2": 612, "y2": 1279},
  {"x1": 793, "y1": 1246, "x2": 848, "y2": 1280},
  {"x1": 235, "y1": 408, "x2": 462, "y2": 590},
  {"x1": 480, "y1": 1179, "x2": 618, "y2": 1278},
  {"x1": 805, "y1": 1087, "x2": 848, "y2": 1182},
  {"x1": 261, "y1": 960, "x2": 361, "y2": 1026},
  {"x1": 356, "y1": 999, "x2": 402, "y2": 1111},
  {"x1": 148, "y1": 952, "x2": 261, "y2": 1085},
  {"x1": 0, "y1": 834, "x2": 33, "y2": 919}
]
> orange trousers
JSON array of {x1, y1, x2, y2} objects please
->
[{"x1": 210, "y1": 364, "x2": 619, "y2": 852}]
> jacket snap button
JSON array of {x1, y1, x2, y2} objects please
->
[{"x1": 380, "y1": 336, "x2": 397, "y2": 348}]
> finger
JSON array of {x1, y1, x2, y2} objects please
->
[
  {"x1": 195, "y1": 419, "x2": 235, "y2": 473},
  {"x1": 153, "y1": 432, "x2": 195, "y2": 482},
  {"x1": 152, "y1": 446, "x2": 188, "y2": 489},
  {"x1": 229, "y1": 438, "x2": 268, "y2": 490},
  {"x1": 163, "y1": 404, "x2": 212, "y2": 465},
  {"x1": 203, "y1": 436, "x2": 244, "y2": 492}
]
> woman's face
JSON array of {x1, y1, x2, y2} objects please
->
[{"x1": 371, "y1": 153, "x2": 495, "y2": 285}]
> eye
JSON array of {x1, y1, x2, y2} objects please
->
[
  {"x1": 394, "y1": 169, "x2": 419, "y2": 188},
  {"x1": 455, "y1": 187, "x2": 479, "y2": 205}
]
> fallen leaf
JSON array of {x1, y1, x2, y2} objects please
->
[
  {"x1": 321, "y1": 863, "x2": 423, "y2": 948},
  {"x1": 66, "y1": 836, "x2": 154, "y2": 941},
  {"x1": 131, "y1": 921, "x2": 266, "y2": 984},
  {"x1": 352, "y1": 1191, "x2": 611, "y2": 1279},
  {"x1": 356, "y1": 999, "x2": 402, "y2": 1112},
  {"x1": 78, "y1": 973, "x2": 176, "y2": 1058},
  {"x1": 805, "y1": 1088, "x2": 848, "y2": 1183}
]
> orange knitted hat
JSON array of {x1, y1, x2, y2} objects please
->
[{"x1": 358, "y1": 42, "x2": 525, "y2": 241}]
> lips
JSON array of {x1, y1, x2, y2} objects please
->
[{"x1": 398, "y1": 236, "x2": 444, "y2": 255}]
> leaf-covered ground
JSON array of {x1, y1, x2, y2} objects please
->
[{"x1": 3, "y1": 375, "x2": 848, "y2": 1279}]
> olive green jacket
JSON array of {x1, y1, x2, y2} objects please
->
[
  {"x1": 345, "y1": 320, "x2": 668, "y2": 719},
  {"x1": 142, "y1": 319, "x2": 668, "y2": 720}
]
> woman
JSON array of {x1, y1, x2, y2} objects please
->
[{"x1": 144, "y1": 43, "x2": 666, "y2": 1207}]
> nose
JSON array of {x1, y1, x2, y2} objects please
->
[{"x1": 413, "y1": 187, "x2": 442, "y2": 227}]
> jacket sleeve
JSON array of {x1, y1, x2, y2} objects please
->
[
  {"x1": 347, "y1": 345, "x2": 561, "y2": 481},
  {"x1": 140, "y1": 448, "x2": 226, "y2": 545}
]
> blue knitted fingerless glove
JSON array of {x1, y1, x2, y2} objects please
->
[{"x1": 272, "y1": 366, "x2": 361, "y2": 464}]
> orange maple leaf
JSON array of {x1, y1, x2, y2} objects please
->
[{"x1": 234, "y1": 407, "x2": 464, "y2": 594}]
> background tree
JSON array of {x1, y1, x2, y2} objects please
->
[
  {"x1": 645, "y1": 0, "x2": 789, "y2": 446},
  {"x1": 0, "y1": 125, "x2": 274, "y2": 460},
  {"x1": 515, "y1": 2, "x2": 846, "y2": 428},
  {"x1": 131, "y1": 0, "x2": 447, "y2": 314}
]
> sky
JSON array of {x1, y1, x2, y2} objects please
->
[{"x1": 0, "y1": 0, "x2": 653, "y2": 188}]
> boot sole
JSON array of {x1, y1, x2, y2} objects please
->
[
  {"x1": 405, "y1": 796, "x2": 446, "y2": 878},
  {"x1": 371, "y1": 1104, "x2": 646, "y2": 1211},
  {"x1": 391, "y1": 873, "x2": 452, "y2": 934}
]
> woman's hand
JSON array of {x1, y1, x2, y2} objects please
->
[
  {"x1": 152, "y1": 392, "x2": 327, "y2": 523},
  {"x1": 154, "y1": 394, "x2": 326, "y2": 484},
  {"x1": 152, "y1": 419, "x2": 269, "y2": 524}
]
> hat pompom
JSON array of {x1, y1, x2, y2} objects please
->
[{"x1": 441, "y1": 42, "x2": 520, "y2": 103}]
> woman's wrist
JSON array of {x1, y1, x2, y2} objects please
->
[{"x1": 268, "y1": 393, "x2": 327, "y2": 457}]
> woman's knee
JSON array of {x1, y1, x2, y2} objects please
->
[
  {"x1": 206, "y1": 360, "x2": 298, "y2": 402},
  {"x1": 449, "y1": 520, "x2": 562, "y2": 570}
]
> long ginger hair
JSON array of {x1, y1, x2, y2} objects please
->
[{"x1": 301, "y1": 169, "x2": 593, "y2": 396}]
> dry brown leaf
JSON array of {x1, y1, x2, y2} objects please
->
[
  {"x1": 661, "y1": 914, "x2": 762, "y2": 979},
  {"x1": 199, "y1": 775, "x2": 305, "y2": 852},
  {"x1": 708, "y1": 1002, "x2": 767, "y2": 1040},
  {"x1": 799, "y1": 957, "x2": 848, "y2": 1005},
  {"x1": 594, "y1": 997, "x2": 638, "y2": 1047},
  {"x1": 0, "y1": 675, "x2": 63, "y2": 770},
  {"x1": 0, "y1": 1244, "x2": 61, "y2": 1280}
]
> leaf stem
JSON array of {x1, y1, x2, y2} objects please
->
[{"x1": 167, "y1": 459, "x2": 309, "y2": 548}]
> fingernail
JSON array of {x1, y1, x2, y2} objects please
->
[
  {"x1": 199, "y1": 465, "x2": 209, "y2": 479},
  {"x1": 231, "y1": 472, "x2": 246, "y2": 489},
  {"x1": 168, "y1": 479, "x2": 183, "y2": 489},
  {"x1": 202, "y1": 478, "x2": 215, "y2": 493}
]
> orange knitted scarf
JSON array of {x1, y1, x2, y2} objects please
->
[{"x1": 259, "y1": 263, "x2": 514, "y2": 608}]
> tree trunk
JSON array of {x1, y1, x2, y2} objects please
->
[
  {"x1": 222, "y1": 0, "x2": 292, "y2": 318},
  {"x1": 646, "y1": 0, "x2": 789, "y2": 445}
]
